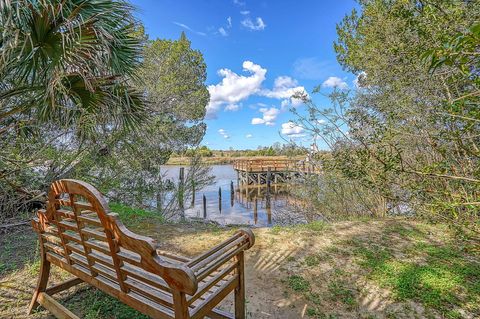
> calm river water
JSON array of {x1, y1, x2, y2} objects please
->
[{"x1": 162, "y1": 165, "x2": 298, "y2": 227}]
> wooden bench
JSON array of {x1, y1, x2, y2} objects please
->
[{"x1": 28, "y1": 179, "x2": 255, "y2": 319}]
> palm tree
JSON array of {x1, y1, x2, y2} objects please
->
[{"x1": 0, "y1": 0, "x2": 146, "y2": 138}]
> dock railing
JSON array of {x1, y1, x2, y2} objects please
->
[{"x1": 233, "y1": 158, "x2": 320, "y2": 174}]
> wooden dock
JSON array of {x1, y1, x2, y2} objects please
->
[{"x1": 233, "y1": 158, "x2": 320, "y2": 185}]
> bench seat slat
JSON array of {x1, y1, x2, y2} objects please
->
[{"x1": 77, "y1": 214, "x2": 102, "y2": 227}]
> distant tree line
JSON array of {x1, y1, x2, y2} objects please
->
[
  {"x1": 292, "y1": 0, "x2": 480, "y2": 231},
  {"x1": 173, "y1": 143, "x2": 309, "y2": 158}
]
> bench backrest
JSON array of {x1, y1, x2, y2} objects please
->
[{"x1": 41, "y1": 179, "x2": 197, "y2": 295}]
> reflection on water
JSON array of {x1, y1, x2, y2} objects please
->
[{"x1": 161, "y1": 164, "x2": 301, "y2": 226}]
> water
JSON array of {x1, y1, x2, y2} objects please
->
[{"x1": 161, "y1": 165, "x2": 299, "y2": 227}]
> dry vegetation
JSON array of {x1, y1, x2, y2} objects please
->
[{"x1": 1, "y1": 216, "x2": 479, "y2": 319}]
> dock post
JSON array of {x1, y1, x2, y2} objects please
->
[
  {"x1": 178, "y1": 167, "x2": 185, "y2": 217},
  {"x1": 203, "y1": 195, "x2": 207, "y2": 219},
  {"x1": 254, "y1": 197, "x2": 258, "y2": 225},
  {"x1": 218, "y1": 187, "x2": 222, "y2": 213},
  {"x1": 266, "y1": 167, "x2": 271, "y2": 195},
  {"x1": 230, "y1": 181, "x2": 234, "y2": 207},
  {"x1": 191, "y1": 180, "x2": 195, "y2": 207},
  {"x1": 267, "y1": 201, "x2": 272, "y2": 224}
]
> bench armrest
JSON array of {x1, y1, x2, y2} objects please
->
[{"x1": 187, "y1": 229, "x2": 255, "y2": 281}]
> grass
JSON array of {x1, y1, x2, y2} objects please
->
[
  {"x1": 286, "y1": 275, "x2": 311, "y2": 292},
  {"x1": 352, "y1": 226, "x2": 480, "y2": 316},
  {"x1": 269, "y1": 221, "x2": 328, "y2": 235},
  {"x1": 108, "y1": 202, "x2": 165, "y2": 228},
  {"x1": 68, "y1": 288, "x2": 149, "y2": 319}
]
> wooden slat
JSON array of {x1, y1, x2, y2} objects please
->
[
  {"x1": 191, "y1": 236, "x2": 246, "y2": 272},
  {"x1": 45, "y1": 278, "x2": 83, "y2": 296},
  {"x1": 81, "y1": 227, "x2": 107, "y2": 241},
  {"x1": 62, "y1": 231, "x2": 82, "y2": 244},
  {"x1": 188, "y1": 233, "x2": 242, "y2": 267},
  {"x1": 77, "y1": 214, "x2": 102, "y2": 227},
  {"x1": 44, "y1": 242, "x2": 67, "y2": 257},
  {"x1": 37, "y1": 292, "x2": 80, "y2": 319},
  {"x1": 121, "y1": 263, "x2": 171, "y2": 292},
  {"x1": 56, "y1": 220, "x2": 78, "y2": 232},
  {"x1": 124, "y1": 278, "x2": 174, "y2": 308},
  {"x1": 188, "y1": 262, "x2": 237, "y2": 305},
  {"x1": 190, "y1": 276, "x2": 238, "y2": 319},
  {"x1": 196, "y1": 242, "x2": 249, "y2": 281},
  {"x1": 84, "y1": 239, "x2": 110, "y2": 255},
  {"x1": 73, "y1": 201, "x2": 93, "y2": 210}
]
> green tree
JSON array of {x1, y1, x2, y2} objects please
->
[
  {"x1": 75, "y1": 32, "x2": 210, "y2": 215},
  {"x1": 293, "y1": 0, "x2": 480, "y2": 228},
  {"x1": 0, "y1": 0, "x2": 145, "y2": 221}
]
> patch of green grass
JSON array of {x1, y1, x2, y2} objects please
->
[
  {"x1": 286, "y1": 256, "x2": 296, "y2": 262},
  {"x1": 304, "y1": 255, "x2": 321, "y2": 267},
  {"x1": 296, "y1": 221, "x2": 327, "y2": 232},
  {"x1": 270, "y1": 225, "x2": 282, "y2": 234},
  {"x1": 287, "y1": 275, "x2": 310, "y2": 292},
  {"x1": 328, "y1": 280, "x2": 356, "y2": 308},
  {"x1": 306, "y1": 292, "x2": 321, "y2": 304},
  {"x1": 384, "y1": 223, "x2": 424, "y2": 239},
  {"x1": 68, "y1": 288, "x2": 149, "y2": 319},
  {"x1": 355, "y1": 241, "x2": 480, "y2": 314},
  {"x1": 109, "y1": 202, "x2": 164, "y2": 227}
]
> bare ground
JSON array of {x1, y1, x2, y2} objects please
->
[{"x1": 1, "y1": 218, "x2": 478, "y2": 318}]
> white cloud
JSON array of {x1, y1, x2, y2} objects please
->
[
  {"x1": 245, "y1": 134, "x2": 253, "y2": 138},
  {"x1": 173, "y1": 22, "x2": 206, "y2": 36},
  {"x1": 227, "y1": 17, "x2": 232, "y2": 28},
  {"x1": 260, "y1": 76, "x2": 308, "y2": 105},
  {"x1": 241, "y1": 17, "x2": 266, "y2": 31},
  {"x1": 233, "y1": 0, "x2": 245, "y2": 6},
  {"x1": 240, "y1": 10, "x2": 250, "y2": 15},
  {"x1": 281, "y1": 122, "x2": 305, "y2": 137},
  {"x1": 206, "y1": 61, "x2": 267, "y2": 118},
  {"x1": 251, "y1": 107, "x2": 280, "y2": 126},
  {"x1": 218, "y1": 27, "x2": 228, "y2": 36},
  {"x1": 322, "y1": 76, "x2": 348, "y2": 90},
  {"x1": 218, "y1": 128, "x2": 230, "y2": 139},
  {"x1": 251, "y1": 118, "x2": 265, "y2": 125},
  {"x1": 293, "y1": 57, "x2": 331, "y2": 80},
  {"x1": 225, "y1": 103, "x2": 240, "y2": 111},
  {"x1": 280, "y1": 99, "x2": 290, "y2": 111}
]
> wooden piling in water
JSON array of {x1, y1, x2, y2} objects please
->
[
  {"x1": 203, "y1": 195, "x2": 207, "y2": 219},
  {"x1": 218, "y1": 187, "x2": 222, "y2": 212},
  {"x1": 178, "y1": 167, "x2": 185, "y2": 214},
  {"x1": 191, "y1": 180, "x2": 195, "y2": 207},
  {"x1": 230, "y1": 181, "x2": 234, "y2": 207},
  {"x1": 254, "y1": 197, "x2": 258, "y2": 225}
]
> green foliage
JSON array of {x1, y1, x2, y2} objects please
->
[
  {"x1": 294, "y1": 0, "x2": 480, "y2": 229},
  {"x1": 109, "y1": 202, "x2": 164, "y2": 227},
  {"x1": 0, "y1": 2, "x2": 210, "y2": 221},
  {"x1": 287, "y1": 275, "x2": 311, "y2": 292},
  {"x1": 304, "y1": 255, "x2": 321, "y2": 267},
  {"x1": 71, "y1": 289, "x2": 148, "y2": 319},
  {"x1": 354, "y1": 242, "x2": 480, "y2": 315},
  {"x1": 0, "y1": 0, "x2": 145, "y2": 136}
]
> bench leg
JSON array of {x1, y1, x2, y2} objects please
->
[
  {"x1": 234, "y1": 251, "x2": 245, "y2": 319},
  {"x1": 173, "y1": 291, "x2": 190, "y2": 319},
  {"x1": 27, "y1": 241, "x2": 51, "y2": 314}
]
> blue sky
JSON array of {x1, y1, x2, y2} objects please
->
[{"x1": 131, "y1": 0, "x2": 359, "y2": 150}]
